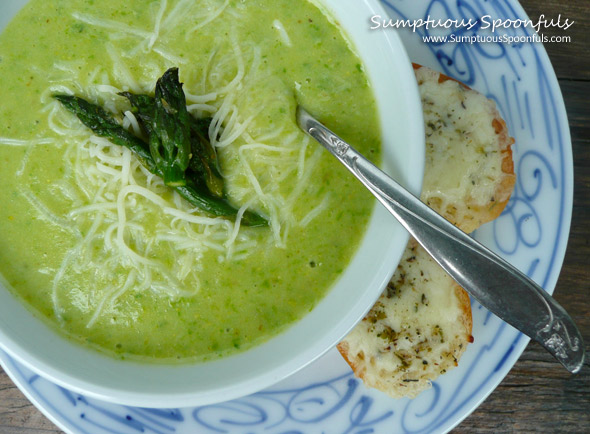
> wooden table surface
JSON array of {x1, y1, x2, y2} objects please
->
[{"x1": 1, "y1": 0, "x2": 589, "y2": 432}]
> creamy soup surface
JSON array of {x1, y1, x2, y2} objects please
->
[{"x1": 0, "y1": 0, "x2": 380, "y2": 362}]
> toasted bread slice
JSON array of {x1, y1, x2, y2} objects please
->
[
  {"x1": 338, "y1": 64, "x2": 516, "y2": 399},
  {"x1": 414, "y1": 64, "x2": 515, "y2": 234},
  {"x1": 338, "y1": 240, "x2": 473, "y2": 399}
]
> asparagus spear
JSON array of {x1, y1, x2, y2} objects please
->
[
  {"x1": 53, "y1": 95, "x2": 156, "y2": 171},
  {"x1": 188, "y1": 117, "x2": 224, "y2": 197},
  {"x1": 176, "y1": 181, "x2": 267, "y2": 227},
  {"x1": 150, "y1": 68, "x2": 192, "y2": 187},
  {"x1": 189, "y1": 116, "x2": 222, "y2": 177},
  {"x1": 53, "y1": 94, "x2": 267, "y2": 227},
  {"x1": 119, "y1": 91, "x2": 224, "y2": 197}
]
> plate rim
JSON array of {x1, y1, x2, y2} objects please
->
[{"x1": 0, "y1": 0, "x2": 575, "y2": 432}]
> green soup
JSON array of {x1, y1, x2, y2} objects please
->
[{"x1": 0, "y1": 0, "x2": 380, "y2": 362}]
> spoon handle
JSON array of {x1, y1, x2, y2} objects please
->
[{"x1": 297, "y1": 106, "x2": 585, "y2": 374}]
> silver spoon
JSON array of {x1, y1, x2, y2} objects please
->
[{"x1": 297, "y1": 106, "x2": 585, "y2": 374}]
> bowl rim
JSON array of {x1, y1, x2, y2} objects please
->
[{"x1": 0, "y1": 0, "x2": 425, "y2": 408}]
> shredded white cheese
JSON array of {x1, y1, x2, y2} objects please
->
[
  {"x1": 8, "y1": 2, "x2": 332, "y2": 326},
  {"x1": 148, "y1": 0, "x2": 168, "y2": 50},
  {"x1": 273, "y1": 20, "x2": 292, "y2": 47}
]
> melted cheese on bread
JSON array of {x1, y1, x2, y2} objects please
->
[
  {"x1": 338, "y1": 241, "x2": 472, "y2": 398},
  {"x1": 417, "y1": 66, "x2": 515, "y2": 233}
]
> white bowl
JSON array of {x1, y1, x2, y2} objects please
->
[{"x1": 0, "y1": 0, "x2": 424, "y2": 407}]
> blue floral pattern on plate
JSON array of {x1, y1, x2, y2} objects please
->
[{"x1": 0, "y1": 0, "x2": 572, "y2": 432}]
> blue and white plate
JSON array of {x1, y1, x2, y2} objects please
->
[{"x1": 0, "y1": 0, "x2": 572, "y2": 432}]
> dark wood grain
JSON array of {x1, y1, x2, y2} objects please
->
[
  {"x1": 518, "y1": 0, "x2": 590, "y2": 80},
  {"x1": 1, "y1": 0, "x2": 589, "y2": 433},
  {"x1": 0, "y1": 369, "x2": 59, "y2": 433}
]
